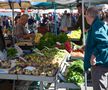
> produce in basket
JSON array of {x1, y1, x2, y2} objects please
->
[
  {"x1": 0, "y1": 60, "x2": 11, "y2": 68},
  {"x1": 34, "y1": 33, "x2": 43, "y2": 44}
]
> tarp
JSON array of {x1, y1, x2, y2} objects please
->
[
  {"x1": 31, "y1": 1, "x2": 69, "y2": 9},
  {"x1": 31, "y1": 2, "x2": 53, "y2": 7}
]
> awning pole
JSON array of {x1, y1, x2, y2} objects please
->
[
  {"x1": 12, "y1": 3, "x2": 14, "y2": 36},
  {"x1": 54, "y1": 2, "x2": 57, "y2": 35},
  {"x1": 82, "y1": 0, "x2": 86, "y2": 46}
]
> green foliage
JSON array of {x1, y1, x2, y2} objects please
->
[
  {"x1": 37, "y1": 32, "x2": 57, "y2": 50},
  {"x1": 57, "y1": 32, "x2": 68, "y2": 43},
  {"x1": 7, "y1": 47, "x2": 17, "y2": 58},
  {"x1": 65, "y1": 59, "x2": 84, "y2": 86},
  {"x1": 37, "y1": 32, "x2": 69, "y2": 50}
]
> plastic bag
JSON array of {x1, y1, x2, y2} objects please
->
[
  {"x1": 0, "y1": 49, "x2": 7, "y2": 60},
  {"x1": 14, "y1": 44, "x2": 23, "y2": 56}
]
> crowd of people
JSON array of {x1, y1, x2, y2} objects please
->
[
  {"x1": 13, "y1": 6, "x2": 108, "y2": 45},
  {"x1": 12, "y1": 10, "x2": 80, "y2": 42},
  {"x1": 0, "y1": 16, "x2": 12, "y2": 30}
]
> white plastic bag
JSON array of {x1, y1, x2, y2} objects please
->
[
  {"x1": 14, "y1": 44, "x2": 23, "y2": 56},
  {"x1": 0, "y1": 49, "x2": 7, "y2": 60}
]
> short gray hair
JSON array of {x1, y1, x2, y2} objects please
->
[{"x1": 86, "y1": 7, "x2": 99, "y2": 18}]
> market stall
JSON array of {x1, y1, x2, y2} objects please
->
[
  {"x1": 35, "y1": 0, "x2": 108, "y2": 90},
  {"x1": 0, "y1": 0, "x2": 108, "y2": 90},
  {"x1": 0, "y1": 0, "x2": 83, "y2": 89},
  {"x1": 0, "y1": 47, "x2": 70, "y2": 90}
]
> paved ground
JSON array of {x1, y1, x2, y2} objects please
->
[
  {"x1": 48, "y1": 82, "x2": 93, "y2": 90},
  {"x1": 0, "y1": 80, "x2": 93, "y2": 90}
]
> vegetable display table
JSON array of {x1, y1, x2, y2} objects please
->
[{"x1": 0, "y1": 53, "x2": 69, "y2": 90}]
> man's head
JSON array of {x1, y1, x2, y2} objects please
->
[
  {"x1": 76, "y1": 3, "x2": 86, "y2": 14},
  {"x1": 64, "y1": 10, "x2": 67, "y2": 14},
  {"x1": 18, "y1": 14, "x2": 29, "y2": 25},
  {"x1": 85, "y1": 7, "x2": 99, "y2": 25},
  {"x1": 17, "y1": 12, "x2": 21, "y2": 16}
]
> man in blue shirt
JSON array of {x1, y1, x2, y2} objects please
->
[{"x1": 84, "y1": 7, "x2": 108, "y2": 90}]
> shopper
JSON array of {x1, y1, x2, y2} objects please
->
[
  {"x1": 15, "y1": 12, "x2": 21, "y2": 25},
  {"x1": 60, "y1": 10, "x2": 71, "y2": 32},
  {"x1": 0, "y1": 26, "x2": 6, "y2": 51},
  {"x1": 84, "y1": 7, "x2": 108, "y2": 90},
  {"x1": 69, "y1": 3, "x2": 89, "y2": 45}
]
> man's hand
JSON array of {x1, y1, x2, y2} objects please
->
[
  {"x1": 90, "y1": 54, "x2": 96, "y2": 65},
  {"x1": 84, "y1": 29, "x2": 88, "y2": 32}
]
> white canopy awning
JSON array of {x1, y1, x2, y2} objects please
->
[
  {"x1": 31, "y1": 0, "x2": 76, "y2": 4},
  {"x1": 31, "y1": 0, "x2": 49, "y2": 2},
  {"x1": 31, "y1": 0, "x2": 108, "y2": 5},
  {"x1": 54, "y1": 0, "x2": 76, "y2": 5},
  {"x1": 83, "y1": 0, "x2": 108, "y2": 3}
]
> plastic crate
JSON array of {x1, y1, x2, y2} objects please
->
[{"x1": 37, "y1": 26, "x2": 49, "y2": 35}]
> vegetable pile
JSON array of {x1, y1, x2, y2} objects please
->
[
  {"x1": 37, "y1": 32, "x2": 56, "y2": 50},
  {"x1": 67, "y1": 29, "x2": 81, "y2": 39},
  {"x1": 7, "y1": 47, "x2": 17, "y2": 59},
  {"x1": 9, "y1": 47, "x2": 67, "y2": 76},
  {"x1": 37, "y1": 32, "x2": 69, "y2": 50},
  {"x1": 65, "y1": 59, "x2": 84, "y2": 86}
]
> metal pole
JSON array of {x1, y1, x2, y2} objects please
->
[
  {"x1": 84, "y1": 72, "x2": 87, "y2": 90},
  {"x1": 82, "y1": 0, "x2": 86, "y2": 46},
  {"x1": 40, "y1": 81, "x2": 43, "y2": 90},
  {"x1": 54, "y1": 74, "x2": 58, "y2": 90},
  {"x1": 106, "y1": 75, "x2": 108, "y2": 90},
  {"x1": 54, "y1": 2, "x2": 57, "y2": 35},
  {"x1": 12, "y1": 3, "x2": 14, "y2": 38},
  {"x1": 13, "y1": 80, "x2": 15, "y2": 90}
]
